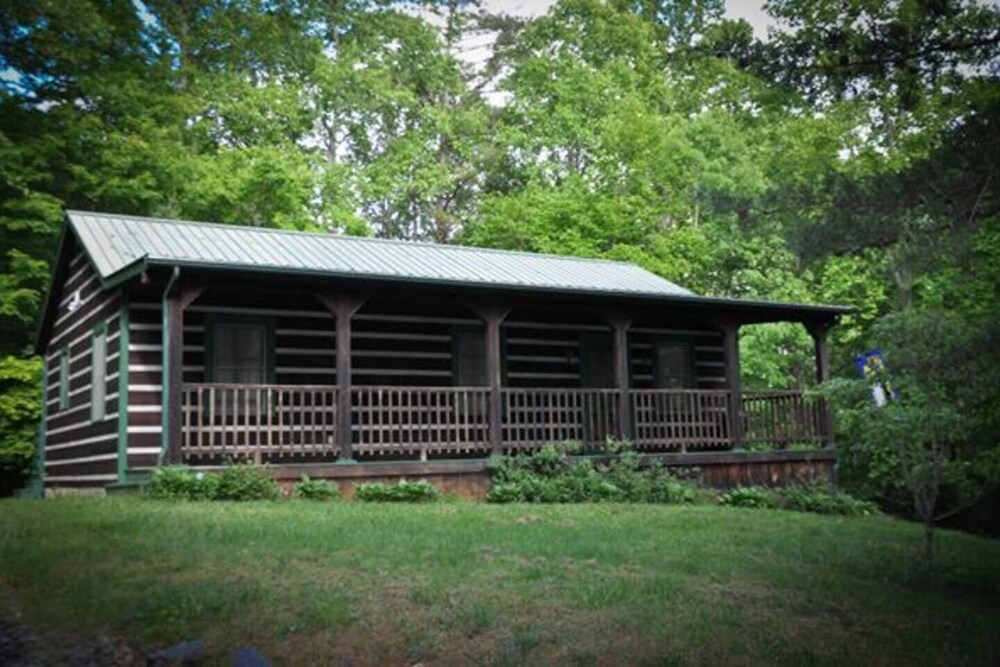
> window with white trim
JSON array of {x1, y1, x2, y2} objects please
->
[
  {"x1": 58, "y1": 346, "x2": 69, "y2": 411},
  {"x1": 91, "y1": 324, "x2": 107, "y2": 421}
]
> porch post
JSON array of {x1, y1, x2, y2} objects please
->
[
  {"x1": 317, "y1": 294, "x2": 366, "y2": 461},
  {"x1": 471, "y1": 304, "x2": 510, "y2": 456},
  {"x1": 163, "y1": 284, "x2": 203, "y2": 465},
  {"x1": 720, "y1": 321, "x2": 745, "y2": 449},
  {"x1": 807, "y1": 320, "x2": 834, "y2": 446},
  {"x1": 606, "y1": 313, "x2": 633, "y2": 441}
]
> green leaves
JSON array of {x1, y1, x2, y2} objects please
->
[{"x1": 0, "y1": 355, "x2": 42, "y2": 493}]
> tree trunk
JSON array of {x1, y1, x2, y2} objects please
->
[{"x1": 924, "y1": 519, "x2": 935, "y2": 567}]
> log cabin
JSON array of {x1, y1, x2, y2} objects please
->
[{"x1": 33, "y1": 211, "x2": 850, "y2": 496}]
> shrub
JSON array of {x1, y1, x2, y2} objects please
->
[
  {"x1": 486, "y1": 444, "x2": 700, "y2": 504},
  {"x1": 0, "y1": 356, "x2": 42, "y2": 495},
  {"x1": 716, "y1": 483, "x2": 878, "y2": 516},
  {"x1": 212, "y1": 463, "x2": 281, "y2": 501},
  {"x1": 294, "y1": 475, "x2": 341, "y2": 501},
  {"x1": 354, "y1": 479, "x2": 440, "y2": 502},
  {"x1": 149, "y1": 463, "x2": 279, "y2": 501},
  {"x1": 149, "y1": 466, "x2": 200, "y2": 500},
  {"x1": 719, "y1": 486, "x2": 777, "y2": 509},
  {"x1": 779, "y1": 483, "x2": 879, "y2": 516}
]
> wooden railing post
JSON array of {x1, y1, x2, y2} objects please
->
[
  {"x1": 720, "y1": 321, "x2": 745, "y2": 449},
  {"x1": 605, "y1": 313, "x2": 633, "y2": 442},
  {"x1": 807, "y1": 320, "x2": 835, "y2": 447},
  {"x1": 470, "y1": 304, "x2": 510, "y2": 456},
  {"x1": 163, "y1": 283, "x2": 203, "y2": 464},
  {"x1": 317, "y1": 294, "x2": 366, "y2": 461}
]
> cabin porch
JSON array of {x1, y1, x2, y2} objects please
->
[
  {"x1": 178, "y1": 384, "x2": 829, "y2": 464},
  {"x1": 133, "y1": 273, "x2": 839, "y2": 469}
]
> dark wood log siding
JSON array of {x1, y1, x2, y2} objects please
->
[
  {"x1": 43, "y1": 242, "x2": 121, "y2": 486},
  {"x1": 503, "y1": 307, "x2": 604, "y2": 387},
  {"x1": 627, "y1": 318, "x2": 726, "y2": 390},
  {"x1": 125, "y1": 286, "x2": 165, "y2": 470}
]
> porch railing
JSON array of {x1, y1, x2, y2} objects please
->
[
  {"x1": 180, "y1": 383, "x2": 830, "y2": 461},
  {"x1": 181, "y1": 383, "x2": 340, "y2": 461},
  {"x1": 630, "y1": 389, "x2": 732, "y2": 451},
  {"x1": 351, "y1": 386, "x2": 491, "y2": 457},
  {"x1": 742, "y1": 390, "x2": 827, "y2": 447},
  {"x1": 502, "y1": 388, "x2": 620, "y2": 451}
]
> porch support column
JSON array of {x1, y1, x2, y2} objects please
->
[
  {"x1": 163, "y1": 282, "x2": 203, "y2": 465},
  {"x1": 720, "y1": 321, "x2": 745, "y2": 449},
  {"x1": 317, "y1": 294, "x2": 366, "y2": 462},
  {"x1": 471, "y1": 304, "x2": 510, "y2": 456},
  {"x1": 807, "y1": 320, "x2": 835, "y2": 447},
  {"x1": 606, "y1": 313, "x2": 633, "y2": 442}
]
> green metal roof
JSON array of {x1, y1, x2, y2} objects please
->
[
  {"x1": 68, "y1": 210, "x2": 697, "y2": 297},
  {"x1": 35, "y1": 210, "x2": 853, "y2": 354}
]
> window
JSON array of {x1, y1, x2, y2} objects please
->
[
  {"x1": 210, "y1": 322, "x2": 268, "y2": 384},
  {"x1": 58, "y1": 346, "x2": 69, "y2": 411},
  {"x1": 580, "y1": 333, "x2": 614, "y2": 388},
  {"x1": 91, "y1": 323, "x2": 107, "y2": 421},
  {"x1": 452, "y1": 328, "x2": 487, "y2": 386},
  {"x1": 653, "y1": 338, "x2": 695, "y2": 389}
]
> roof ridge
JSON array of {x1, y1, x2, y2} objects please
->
[{"x1": 65, "y1": 209, "x2": 649, "y2": 270}]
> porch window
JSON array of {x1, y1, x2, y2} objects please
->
[
  {"x1": 210, "y1": 322, "x2": 268, "y2": 384},
  {"x1": 452, "y1": 327, "x2": 487, "y2": 386},
  {"x1": 90, "y1": 323, "x2": 107, "y2": 422},
  {"x1": 208, "y1": 320, "x2": 271, "y2": 418},
  {"x1": 580, "y1": 333, "x2": 614, "y2": 388},
  {"x1": 653, "y1": 338, "x2": 695, "y2": 389}
]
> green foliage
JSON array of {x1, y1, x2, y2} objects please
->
[
  {"x1": 293, "y1": 475, "x2": 342, "y2": 502},
  {"x1": 0, "y1": 356, "x2": 42, "y2": 494},
  {"x1": 354, "y1": 480, "x2": 441, "y2": 503},
  {"x1": 718, "y1": 483, "x2": 877, "y2": 516},
  {"x1": 779, "y1": 482, "x2": 879, "y2": 517},
  {"x1": 148, "y1": 467, "x2": 202, "y2": 501},
  {"x1": 718, "y1": 486, "x2": 776, "y2": 509},
  {"x1": 148, "y1": 463, "x2": 280, "y2": 502},
  {"x1": 212, "y1": 463, "x2": 282, "y2": 501},
  {"x1": 486, "y1": 443, "x2": 700, "y2": 504}
]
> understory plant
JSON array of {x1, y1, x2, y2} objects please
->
[
  {"x1": 485, "y1": 441, "x2": 701, "y2": 504},
  {"x1": 293, "y1": 475, "x2": 342, "y2": 501},
  {"x1": 353, "y1": 479, "x2": 440, "y2": 502},
  {"x1": 718, "y1": 482, "x2": 878, "y2": 516},
  {"x1": 148, "y1": 462, "x2": 280, "y2": 501}
]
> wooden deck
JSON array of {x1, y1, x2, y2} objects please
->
[{"x1": 180, "y1": 383, "x2": 829, "y2": 463}]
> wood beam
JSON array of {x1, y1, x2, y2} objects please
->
[
  {"x1": 605, "y1": 313, "x2": 633, "y2": 442},
  {"x1": 720, "y1": 321, "x2": 745, "y2": 449},
  {"x1": 807, "y1": 320, "x2": 835, "y2": 446},
  {"x1": 469, "y1": 303, "x2": 511, "y2": 456},
  {"x1": 164, "y1": 285, "x2": 204, "y2": 464},
  {"x1": 316, "y1": 294, "x2": 366, "y2": 461}
]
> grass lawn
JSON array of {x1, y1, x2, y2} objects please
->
[{"x1": 1, "y1": 499, "x2": 998, "y2": 665}]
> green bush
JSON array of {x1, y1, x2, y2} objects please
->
[
  {"x1": 148, "y1": 463, "x2": 280, "y2": 501},
  {"x1": 148, "y1": 466, "x2": 200, "y2": 500},
  {"x1": 0, "y1": 356, "x2": 42, "y2": 495},
  {"x1": 718, "y1": 486, "x2": 777, "y2": 509},
  {"x1": 717, "y1": 483, "x2": 878, "y2": 516},
  {"x1": 485, "y1": 444, "x2": 700, "y2": 504},
  {"x1": 294, "y1": 475, "x2": 341, "y2": 501},
  {"x1": 354, "y1": 479, "x2": 440, "y2": 502},
  {"x1": 779, "y1": 483, "x2": 879, "y2": 516},
  {"x1": 213, "y1": 463, "x2": 281, "y2": 501}
]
